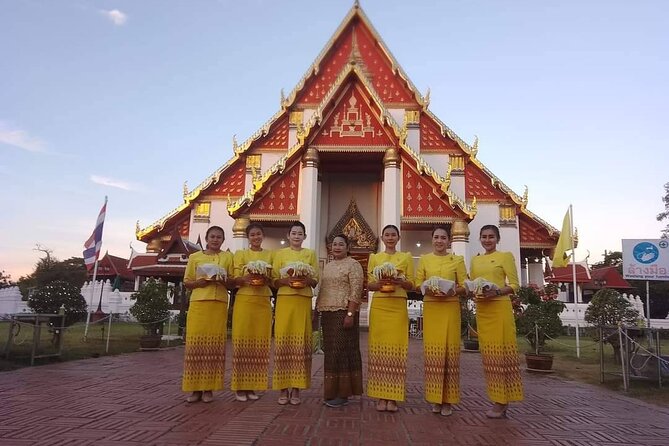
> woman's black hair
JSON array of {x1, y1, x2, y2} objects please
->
[
  {"x1": 431, "y1": 225, "x2": 450, "y2": 238},
  {"x1": 480, "y1": 224, "x2": 501, "y2": 239},
  {"x1": 206, "y1": 225, "x2": 225, "y2": 239},
  {"x1": 381, "y1": 224, "x2": 400, "y2": 235},
  {"x1": 245, "y1": 221, "x2": 264, "y2": 237},
  {"x1": 287, "y1": 221, "x2": 306, "y2": 236}
]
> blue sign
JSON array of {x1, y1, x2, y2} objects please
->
[{"x1": 633, "y1": 242, "x2": 659, "y2": 264}]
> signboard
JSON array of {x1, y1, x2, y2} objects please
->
[{"x1": 622, "y1": 239, "x2": 669, "y2": 281}]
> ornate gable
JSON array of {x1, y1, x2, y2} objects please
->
[
  {"x1": 310, "y1": 83, "x2": 396, "y2": 147},
  {"x1": 295, "y1": 17, "x2": 418, "y2": 107},
  {"x1": 246, "y1": 161, "x2": 300, "y2": 220},
  {"x1": 327, "y1": 199, "x2": 378, "y2": 252},
  {"x1": 420, "y1": 113, "x2": 464, "y2": 153},
  {"x1": 202, "y1": 161, "x2": 246, "y2": 197},
  {"x1": 402, "y1": 158, "x2": 467, "y2": 222},
  {"x1": 253, "y1": 114, "x2": 289, "y2": 150},
  {"x1": 519, "y1": 212, "x2": 558, "y2": 248},
  {"x1": 465, "y1": 163, "x2": 507, "y2": 201}
]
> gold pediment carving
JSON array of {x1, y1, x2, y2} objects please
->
[{"x1": 326, "y1": 198, "x2": 378, "y2": 252}]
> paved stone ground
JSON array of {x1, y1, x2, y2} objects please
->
[{"x1": 2, "y1": 333, "x2": 669, "y2": 445}]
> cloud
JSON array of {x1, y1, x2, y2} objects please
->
[
  {"x1": 90, "y1": 175, "x2": 137, "y2": 191},
  {"x1": 0, "y1": 121, "x2": 47, "y2": 152},
  {"x1": 100, "y1": 9, "x2": 127, "y2": 26}
]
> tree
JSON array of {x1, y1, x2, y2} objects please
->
[
  {"x1": 658, "y1": 181, "x2": 669, "y2": 238},
  {"x1": 18, "y1": 246, "x2": 87, "y2": 299},
  {"x1": 584, "y1": 289, "x2": 640, "y2": 361},
  {"x1": 591, "y1": 250, "x2": 623, "y2": 272},
  {"x1": 0, "y1": 270, "x2": 13, "y2": 289},
  {"x1": 27, "y1": 280, "x2": 88, "y2": 327}
]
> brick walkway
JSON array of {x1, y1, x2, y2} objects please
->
[{"x1": 2, "y1": 333, "x2": 669, "y2": 445}]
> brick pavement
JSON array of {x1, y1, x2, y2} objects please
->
[{"x1": 1, "y1": 333, "x2": 669, "y2": 445}]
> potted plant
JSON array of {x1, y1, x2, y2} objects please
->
[
  {"x1": 129, "y1": 278, "x2": 171, "y2": 350},
  {"x1": 513, "y1": 284, "x2": 565, "y2": 371},
  {"x1": 461, "y1": 298, "x2": 479, "y2": 351}
]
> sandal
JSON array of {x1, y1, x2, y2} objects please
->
[
  {"x1": 289, "y1": 389, "x2": 301, "y2": 405},
  {"x1": 485, "y1": 403, "x2": 507, "y2": 419},
  {"x1": 201, "y1": 391, "x2": 214, "y2": 403},
  {"x1": 375, "y1": 399, "x2": 387, "y2": 412},
  {"x1": 278, "y1": 390, "x2": 290, "y2": 405},
  {"x1": 431, "y1": 403, "x2": 442, "y2": 414},
  {"x1": 186, "y1": 391, "x2": 202, "y2": 403},
  {"x1": 440, "y1": 404, "x2": 453, "y2": 417},
  {"x1": 386, "y1": 400, "x2": 398, "y2": 412},
  {"x1": 235, "y1": 391, "x2": 248, "y2": 402},
  {"x1": 246, "y1": 391, "x2": 260, "y2": 401}
]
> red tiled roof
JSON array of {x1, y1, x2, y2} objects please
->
[{"x1": 548, "y1": 264, "x2": 591, "y2": 283}]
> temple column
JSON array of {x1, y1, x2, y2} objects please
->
[
  {"x1": 382, "y1": 147, "x2": 401, "y2": 250},
  {"x1": 448, "y1": 155, "x2": 466, "y2": 201},
  {"x1": 300, "y1": 147, "x2": 320, "y2": 250},
  {"x1": 450, "y1": 220, "x2": 470, "y2": 267},
  {"x1": 231, "y1": 216, "x2": 250, "y2": 251},
  {"x1": 528, "y1": 259, "x2": 544, "y2": 286},
  {"x1": 498, "y1": 204, "x2": 521, "y2": 276}
]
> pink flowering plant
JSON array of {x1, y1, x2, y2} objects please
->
[{"x1": 513, "y1": 283, "x2": 565, "y2": 354}]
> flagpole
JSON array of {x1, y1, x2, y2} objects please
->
[
  {"x1": 569, "y1": 204, "x2": 580, "y2": 358},
  {"x1": 83, "y1": 259, "x2": 99, "y2": 340}
]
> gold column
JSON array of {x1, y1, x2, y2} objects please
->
[
  {"x1": 232, "y1": 216, "x2": 251, "y2": 238},
  {"x1": 451, "y1": 219, "x2": 470, "y2": 243},
  {"x1": 383, "y1": 147, "x2": 400, "y2": 168}
]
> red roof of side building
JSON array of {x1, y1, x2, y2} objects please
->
[
  {"x1": 586, "y1": 266, "x2": 634, "y2": 290},
  {"x1": 547, "y1": 264, "x2": 592, "y2": 283}
]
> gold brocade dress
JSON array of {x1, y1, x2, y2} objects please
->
[
  {"x1": 182, "y1": 250, "x2": 233, "y2": 392},
  {"x1": 366, "y1": 251, "x2": 415, "y2": 401},
  {"x1": 271, "y1": 247, "x2": 319, "y2": 390},
  {"x1": 231, "y1": 248, "x2": 274, "y2": 391},
  {"x1": 470, "y1": 250, "x2": 524, "y2": 404},
  {"x1": 416, "y1": 253, "x2": 467, "y2": 404}
]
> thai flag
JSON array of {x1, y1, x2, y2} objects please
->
[{"x1": 83, "y1": 198, "x2": 107, "y2": 271}]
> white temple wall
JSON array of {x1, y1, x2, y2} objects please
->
[
  {"x1": 387, "y1": 109, "x2": 405, "y2": 129},
  {"x1": 421, "y1": 153, "x2": 449, "y2": 178},
  {"x1": 261, "y1": 152, "x2": 283, "y2": 173}
]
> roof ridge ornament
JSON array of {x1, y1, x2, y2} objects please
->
[
  {"x1": 471, "y1": 135, "x2": 479, "y2": 158},
  {"x1": 423, "y1": 87, "x2": 430, "y2": 110},
  {"x1": 522, "y1": 185, "x2": 528, "y2": 208},
  {"x1": 183, "y1": 181, "x2": 189, "y2": 201}
]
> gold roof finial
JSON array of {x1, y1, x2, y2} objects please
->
[
  {"x1": 423, "y1": 87, "x2": 431, "y2": 109},
  {"x1": 280, "y1": 88, "x2": 286, "y2": 107},
  {"x1": 521, "y1": 185, "x2": 528, "y2": 208},
  {"x1": 227, "y1": 193, "x2": 231, "y2": 203},
  {"x1": 354, "y1": 0, "x2": 360, "y2": 8},
  {"x1": 471, "y1": 135, "x2": 479, "y2": 158},
  {"x1": 446, "y1": 162, "x2": 452, "y2": 180},
  {"x1": 232, "y1": 134, "x2": 239, "y2": 152},
  {"x1": 135, "y1": 220, "x2": 140, "y2": 234},
  {"x1": 183, "y1": 181, "x2": 189, "y2": 200}
]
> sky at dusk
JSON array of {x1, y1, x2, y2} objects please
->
[{"x1": 1, "y1": 0, "x2": 668, "y2": 280}]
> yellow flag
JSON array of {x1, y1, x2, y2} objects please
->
[{"x1": 552, "y1": 209, "x2": 572, "y2": 268}]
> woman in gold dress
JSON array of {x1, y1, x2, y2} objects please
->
[
  {"x1": 231, "y1": 222, "x2": 274, "y2": 402},
  {"x1": 182, "y1": 226, "x2": 234, "y2": 403},
  {"x1": 366, "y1": 224, "x2": 415, "y2": 412},
  {"x1": 469, "y1": 224, "x2": 523, "y2": 418},
  {"x1": 416, "y1": 225, "x2": 467, "y2": 416},
  {"x1": 315, "y1": 234, "x2": 364, "y2": 408},
  {"x1": 271, "y1": 221, "x2": 319, "y2": 405}
]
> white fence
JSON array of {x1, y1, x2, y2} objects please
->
[{"x1": 0, "y1": 281, "x2": 134, "y2": 317}]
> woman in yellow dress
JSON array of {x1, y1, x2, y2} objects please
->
[
  {"x1": 271, "y1": 221, "x2": 319, "y2": 405},
  {"x1": 367, "y1": 224, "x2": 415, "y2": 412},
  {"x1": 469, "y1": 224, "x2": 523, "y2": 418},
  {"x1": 416, "y1": 225, "x2": 467, "y2": 417},
  {"x1": 231, "y1": 222, "x2": 274, "y2": 402},
  {"x1": 182, "y1": 226, "x2": 234, "y2": 403}
]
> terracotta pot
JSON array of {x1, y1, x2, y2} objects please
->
[
  {"x1": 525, "y1": 353, "x2": 554, "y2": 371},
  {"x1": 139, "y1": 334, "x2": 162, "y2": 350},
  {"x1": 463, "y1": 339, "x2": 479, "y2": 351}
]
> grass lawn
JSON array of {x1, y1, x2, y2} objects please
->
[
  {"x1": 0, "y1": 320, "x2": 183, "y2": 372},
  {"x1": 527, "y1": 334, "x2": 669, "y2": 407}
]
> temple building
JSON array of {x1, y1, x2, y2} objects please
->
[{"x1": 135, "y1": 3, "x2": 559, "y2": 290}]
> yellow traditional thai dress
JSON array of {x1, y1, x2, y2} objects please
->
[
  {"x1": 470, "y1": 250, "x2": 524, "y2": 404},
  {"x1": 367, "y1": 251, "x2": 415, "y2": 401},
  {"x1": 271, "y1": 247, "x2": 319, "y2": 390},
  {"x1": 182, "y1": 250, "x2": 233, "y2": 392},
  {"x1": 416, "y1": 253, "x2": 467, "y2": 405},
  {"x1": 231, "y1": 248, "x2": 274, "y2": 391}
]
